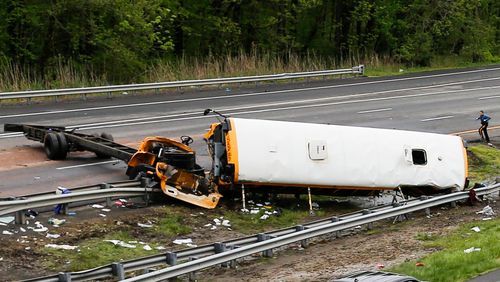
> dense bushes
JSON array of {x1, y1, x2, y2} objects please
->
[{"x1": 0, "y1": 0, "x2": 499, "y2": 85}]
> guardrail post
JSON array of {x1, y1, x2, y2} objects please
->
[
  {"x1": 257, "y1": 233, "x2": 273, "y2": 257},
  {"x1": 362, "y1": 210, "x2": 373, "y2": 230},
  {"x1": 166, "y1": 252, "x2": 177, "y2": 266},
  {"x1": 450, "y1": 201, "x2": 457, "y2": 208},
  {"x1": 112, "y1": 262, "x2": 125, "y2": 280},
  {"x1": 58, "y1": 272, "x2": 71, "y2": 282},
  {"x1": 420, "y1": 196, "x2": 431, "y2": 216},
  {"x1": 331, "y1": 217, "x2": 341, "y2": 237},
  {"x1": 214, "y1": 242, "x2": 228, "y2": 267},
  {"x1": 227, "y1": 245, "x2": 238, "y2": 268},
  {"x1": 295, "y1": 225, "x2": 308, "y2": 248},
  {"x1": 188, "y1": 256, "x2": 198, "y2": 281},
  {"x1": 15, "y1": 210, "x2": 26, "y2": 225},
  {"x1": 100, "y1": 183, "x2": 112, "y2": 207}
]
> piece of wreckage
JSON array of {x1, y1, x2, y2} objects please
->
[{"x1": 5, "y1": 110, "x2": 468, "y2": 209}]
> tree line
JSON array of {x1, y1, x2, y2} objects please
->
[{"x1": 0, "y1": 0, "x2": 499, "y2": 83}]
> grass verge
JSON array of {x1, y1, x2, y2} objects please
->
[
  {"x1": 467, "y1": 145, "x2": 500, "y2": 183},
  {"x1": 389, "y1": 219, "x2": 500, "y2": 282}
]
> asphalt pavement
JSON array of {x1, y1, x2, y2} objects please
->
[{"x1": 0, "y1": 65, "x2": 499, "y2": 195}]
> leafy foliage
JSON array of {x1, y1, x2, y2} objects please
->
[{"x1": 0, "y1": 0, "x2": 499, "y2": 83}]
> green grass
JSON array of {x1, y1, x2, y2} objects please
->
[
  {"x1": 151, "y1": 214, "x2": 192, "y2": 237},
  {"x1": 42, "y1": 231, "x2": 162, "y2": 271},
  {"x1": 468, "y1": 145, "x2": 500, "y2": 183},
  {"x1": 365, "y1": 55, "x2": 499, "y2": 77},
  {"x1": 389, "y1": 219, "x2": 500, "y2": 282}
]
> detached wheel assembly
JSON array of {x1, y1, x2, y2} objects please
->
[{"x1": 44, "y1": 132, "x2": 69, "y2": 160}]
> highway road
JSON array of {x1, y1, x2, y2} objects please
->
[{"x1": 0, "y1": 66, "x2": 499, "y2": 197}]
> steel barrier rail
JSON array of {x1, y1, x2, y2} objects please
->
[
  {"x1": 124, "y1": 184, "x2": 500, "y2": 281},
  {"x1": 0, "y1": 65, "x2": 364, "y2": 100},
  {"x1": 0, "y1": 187, "x2": 160, "y2": 217},
  {"x1": 20, "y1": 183, "x2": 499, "y2": 282},
  {"x1": 21, "y1": 196, "x2": 415, "y2": 282}
]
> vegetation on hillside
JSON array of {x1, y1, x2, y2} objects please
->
[{"x1": 1, "y1": 0, "x2": 500, "y2": 89}]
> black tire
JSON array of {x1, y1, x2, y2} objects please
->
[
  {"x1": 44, "y1": 132, "x2": 61, "y2": 160},
  {"x1": 100, "y1": 132, "x2": 114, "y2": 141},
  {"x1": 55, "y1": 132, "x2": 68, "y2": 159}
]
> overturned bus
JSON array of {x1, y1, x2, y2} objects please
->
[{"x1": 6, "y1": 116, "x2": 468, "y2": 209}]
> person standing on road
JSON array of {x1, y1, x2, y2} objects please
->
[{"x1": 477, "y1": 110, "x2": 491, "y2": 143}]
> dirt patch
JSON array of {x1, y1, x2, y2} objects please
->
[
  {"x1": 1, "y1": 197, "x2": 498, "y2": 281},
  {"x1": 201, "y1": 200, "x2": 500, "y2": 281},
  {"x1": 0, "y1": 145, "x2": 49, "y2": 171}
]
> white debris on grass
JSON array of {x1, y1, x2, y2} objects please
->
[
  {"x1": 204, "y1": 223, "x2": 212, "y2": 227},
  {"x1": 464, "y1": 247, "x2": 481, "y2": 254},
  {"x1": 213, "y1": 218, "x2": 221, "y2": 225},
  {"x1": 483, "y1": 217, "x2": 492, "y2": 221},
  {"x1": 91, "y1": 204, "x2": 104, "y2": 209},
  {"x1": 476, "y1": 205, "x2": 495, "y2": 217},
  {"x1": 260, "y1": 214, "x2": 269, "y2": 220},
  {"x1": 45, "y1": 244, "x2": 78, "y2": 250},
  {"x1": 250, "y1": 209, "x2": 260, "y2": 214},
  {"x1": 240, "y1": 208, "x2": 249, "y2": 213},
  {"x1": 222, "y1": 220, "x2": 231, "y2": 227},
  {"x1": 471, "y1": 226, "x2": 481, "y2": 233},
  {"x1": 46, "y1": 233, "x2": 61, "y2": 239},
  {"x1": 2, "y1": 230, "x2": 13, "y2": 235},
  {"x1": 128, "y1": 241, "x2": 138, "y2": 244},
  {"x1": 104, "y1": 240, "x2": 136, "y2": 248},
  {"x1": 143, "y1": 245, "x2": 152, "y2": 251},
  {"x1": 137, "y1": 223, "x2": 154, "y2": 228},
  {"x1": 155, "y1": 246, "x2": 166, "y2": 250},
  {"x1": 173, "y1": 238, "x2": 193, "y2": 245}
]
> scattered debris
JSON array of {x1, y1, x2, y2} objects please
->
[
  {"x1": 137, "y1": 222, "x2": 154, "y2": 228},
  {"x1": 104, "y1": 240, "x2": 136, "y2": 248},
  {"x1": 210, "y1": 225, "x2": 217, "y2": 230},
  {"x1": 464, "y1": 247, "x2": 481, "y2": 253},
  {"x1": 143, "y1": 245, "x2": 152, "y2": 251},
  {"x1": 19, "y1": 227, "x2": 26, "y2": 232},
  {"x1": 155, "y1": 246, "x2": 166, "y2": 250},
  {"x1": 483, "y1": 217, "x2": 492, "y2": 221},
  {"x1": 91, "y1": 204, "x2": 105, "y2": 209},
  {"x1": 222, "y1": 219, "x2": 231, "y2": 227},
  {"x1": 376, "y1": 263, "x2": 384, "y2": 269},
  {"x1": 33, "y1": 176, "x2": 41, "y2": 180},
  {"x1": 99, "y1": 214, "x2": 107, "y2": 217},
  {"x1": 101, "y1": 208, "x2": 111, "y2": 212},
  {"x1": 260, "y1": 214, "x2": 269, "y2": 220},
  {"x1": 0, "y1": 216, "x2": 15, "y2": 224},
  {"x1": 2, "y1": 231, "x2": 13, "y2": 235},
  {"x1": 476, "y1": 205, "x2": 495, "y2": 217},
  {"x1": 48, "y1": 218, "x2": 66, "y2": 226},
  {"x1": 46, "y1": 233, "x2": 61, "y2": 239},
  {"x1": 45, "y1": 244, "x2": 78, "y2": 250},
  {"x1": 471, "y1": 226, "x2": 481, "y2": 233},
  {"x1": 213, "y1": 218, "x2": 221, "y2": 225},
  {"x1": 0, "y1": 257, "x2": 3, "y2": 261},
  {"x1": 415, "y1": 262, "x2": 425, "y2": 267},
  {"x1": 173, "y1": 238, "x2": 193, "y2": 245},
  {"x1": 24, "y1": 209, "x2": 38, "y2": 218},
  {"x1": 68, "y1": 212, "x2": 77, "y2": 216}
]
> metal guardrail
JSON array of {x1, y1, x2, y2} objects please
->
[
  {"x1": 0, "y1": 65, "x2": 364, "y2": 100},
  {"x1": 20, "y1": 183, "x2": 500, "y2": 282},
  {"x1": 0, "y1": 180, "x2": 157, "y2": 223}
]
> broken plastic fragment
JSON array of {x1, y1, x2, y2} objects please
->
[
  {"x1": 376, "y1": 263, "x2": 384, "y2": 269},
  {"x1": 99, "y1": 214, "x2": 107, "y2": 217},
  {"x1": 222, "y1": 220, "x2": 231, "y2": 227},
  {"x1": 260, "y1": 214, "x2": 269, "y2": 220},
  {"x1": 464, "y1": 247, "x2": 481, "y2": 253},
  {"x1": 138, "y1": 222, "x2": 153, "y2": 228},
  {"x1": 46, "y1": 233, "x2": 61, "y2": 239},
  {"x1": 143, "y1": 245, "x2": 152, "y2": 251},
  {"x1": 415, "y1": 262, "x2": 425, "y2": 267},
  {"x1": 91, "y1": 204, "x2": 104, "y2": 209},
  {"x1": 48, "y1": 218, "x2": 66, "y2": 226},
  {"x1": 173, "y1": 238, "x2": 193, "y2": 245},
  {"x1": 104, "y1": 240, "x2": 136, "y2": 248},
  {"x1": 471, "y1": 226, "x2": 480, "y2": 232},
  {"x1": 155, "y1": 246, "x2": 166, "y2": 250},
  {"x1": 476, "y1": 205, "x2": 495, "y2": 217},
  {"x1": 101, "y1": 208, "x2": 111, "y2": 212},
  {"x1": 45, "y1": 244, "x2": 78, "y2": 250},
  {"x1": 2, "y1": 230, "x2": 13, "y2": 235},
  {"x1": 0, "y1": 216, "x2": 15, "y2": 224}
]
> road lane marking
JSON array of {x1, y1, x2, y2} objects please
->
[
  {"x1": 451, "y1": 125, "x2": 500, "y2": 135},
  {"x1": 420, "y1": 116, "x2": 454, "y2": 122},
  {"x1": 2, "y1": 70, "x2": 500, "y2": 119},
  {"x1": 56, "y1": 160, "x2": 120, "y2": 170},
  {"x1": 357, "y1": 108, "x2": 392, "y2": 114},
  {"x1": 1, "y1": 84, "x2": 499, "y2": 137},
  {"x1": 479, "y1": 95, "x2": 500, "y2": 100}
]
